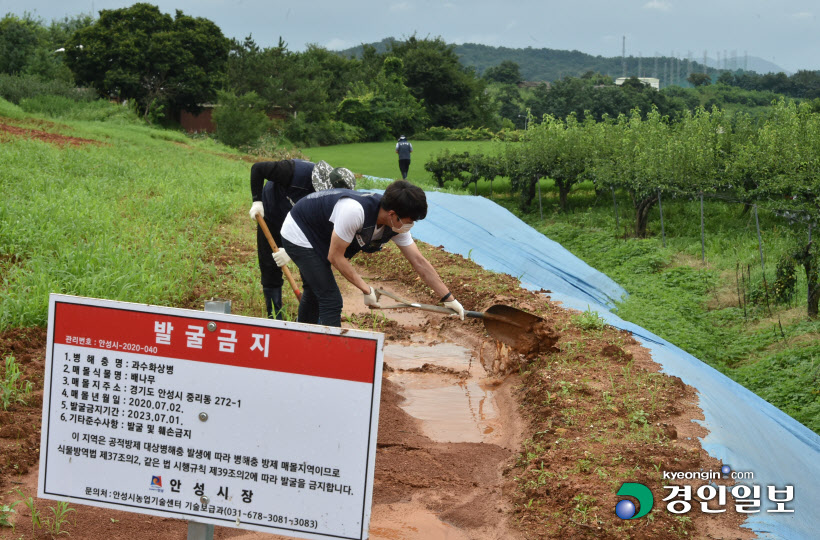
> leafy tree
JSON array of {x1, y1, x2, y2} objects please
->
[
  {"x1": 227, "y1": 36, "x2": 293, "y2": 110},
  {"x1": 735, "y1": 99, "x2": 820, "y2": 316},
  {"x1": 336, "y1": 56, "x2": 427, "y2": 141},
  {"x1": 514, "y1": 113, "x2": 593, "y2": 211},
  {"x1": 212, "y1": 90, "x2": 270, "y2": 148},
  {"x1": 424, "y1": 150, "x2": 473, "y2": 186},
  {"x1": 525, "y1": 75, "x2": 685, "y2": 123},
  {"x1": 64, "y1": 3, "x2": 229, "y2": 118},
  {"x1": 688, "y1": 73, "x2": 712, "y2": 87},
  {"x1": 492, "y1": 83, "x2": 525, "y2": 128},
  {"x1": 0, "y1": 14, "x2": 41, "y2": 75},
  {"x1": 389, "y1": 36, "x2": 496, "y2": 129},
  {"x1": 226, "y1": 37, "x2": 364, "y2": 144},
  {"x1": 483, "y1": 60, "x2": 522, "y2": 84}
]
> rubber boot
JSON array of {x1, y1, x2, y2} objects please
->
[{"x1": 263, "y1": 287, "x2": 283, "y2": 320}]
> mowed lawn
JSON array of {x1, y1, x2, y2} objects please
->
[{"x1": 302, "y1": 140, "x2": 503, "y2": 186}]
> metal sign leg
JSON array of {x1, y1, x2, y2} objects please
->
[{"x1": 187, "y1": 521, "x2": 214, "y2": 540}]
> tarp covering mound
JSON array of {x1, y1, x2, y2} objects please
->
[{"x1": 408, "y1": 190, "x2": 820, "y2": 540}]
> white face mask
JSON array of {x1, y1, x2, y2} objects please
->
[{"x1": 391, "y1": 214, "x2": 414, "y2": 234}]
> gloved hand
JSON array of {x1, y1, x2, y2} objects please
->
[
  {"x1": 249, "y1": 201, "x2": 264, "y2": 220},
  {"x1": 362, "y1": 286, "x2": 381, "y2": 308},
  {"x1": 272, "y1": 248, "x2": 291, "y2": 267},
  {"x1": 444, "y1": 298, "x2": 465, "y2": 320}
]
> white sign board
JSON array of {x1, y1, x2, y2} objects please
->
[{"x1": 39, "y1": 294, "x2": 384, "y2": 540}]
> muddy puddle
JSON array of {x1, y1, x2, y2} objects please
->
[
  {"x1": 370, "y1": 501, "x2": 474, "y2": 540},
  {"x1": 384, "y1": 343, "x2": 501, "y2": 444}
]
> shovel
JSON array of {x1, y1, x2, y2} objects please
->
[
  {"x1": 255, "y1": 214, "x2": 302, "y2": 301},
  {"x1": 375, "y1": 288, "x2": 546, "y2": 351}
]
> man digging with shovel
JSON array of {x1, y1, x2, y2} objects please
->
[
  {"x1": 271, "y1": 180, "x2": 465, "y2": 327},
  {"x1": 249, "y1": 159, "x2": 355, "y2": 319}
]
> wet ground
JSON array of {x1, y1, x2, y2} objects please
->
[
  {"x1": 384, "y1": 342, "x2": 501, "y2": 445},
  {"x1": 0, "y1": 247, "x2": 753, "y2": 540}
]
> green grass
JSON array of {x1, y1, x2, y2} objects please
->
[
  {"x1": 0, "y1": 106, "x2": 249, "y2": 329},
  {"x1": 1, "y1": 355, "x2": 33, "y2": 410},
  {"x1": 2, "y1": 102, "x2": 816, "y2": 434},
  {"x1": 302, "y1": 140, "x2": 503, "y2": 185},
  {"x1": 494, "y1": 182, "x2": 819, "y2": 434}
]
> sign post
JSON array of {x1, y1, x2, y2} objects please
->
[{"x1": 39, "y1": 294, "x2": 384, "y2": 540}]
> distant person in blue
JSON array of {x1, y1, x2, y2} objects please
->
[
  {"x1": 395, "y1": 135, "x2": 413, "y2": 179},
  {"x1": 248, "y1": 159, "x2": 355, "y2": 319}
]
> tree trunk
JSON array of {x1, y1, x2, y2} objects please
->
[
  {"x1": 557, "y1": 179, "x2": 570, "y2": 213},
  {"x1": 805, "y1": 254, "x2": 819, "y2": 319},
  {"x1": 633, "y1": 194, "x2": 657, "y2": 238},
  {"x1": 519, "y1": 177, "x2": 536, "y2": 210}
]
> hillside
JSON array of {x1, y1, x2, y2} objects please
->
[{"x1": 336, "y1": 39, "x2": 790, "y2": 83}]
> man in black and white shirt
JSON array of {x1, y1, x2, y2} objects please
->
[
  {"x1": 248, "y1": 159, "x2": 354, "y2": 319},
  {"x1": 273, "y1": 180, "x2": 464, "y2": 327}
]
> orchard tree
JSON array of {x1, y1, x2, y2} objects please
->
[
  {"x1": 738, "y1": 99, "x2": 820, "y2": 316},
  {"x1": 516, "y1": 113, "x2": 592, "y2": 211},
  {"x1": 65, "y1": 3, "x2": 229, "y2": 119},
  {"x1": 669, "y1": 106, "x2": 733, "y2": 195},
  {"x1": 596, "y1": 107, "x2": 671, "y2": 237}
]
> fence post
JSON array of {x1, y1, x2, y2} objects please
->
[
  {"x1": 754, "y1": 205, "x2": 765, "y2": 274},
  {"x1": 658, "y1": 188, "x2": 666, "y2": 248},
  {"x1": 753, "y1": 206, "x2": 773, "y2": 315},
  {"x1": 611, "y1": 186, "x2": 619, "y2": 229},
  {"x1": 700, "y1": 192, "x2": 705, "y2": 262},
  {"x1": 186, "y1": 298, "x2": 231, "y2": 540}
]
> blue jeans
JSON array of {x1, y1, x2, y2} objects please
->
[{"x1": 282, "y1": 238, "x2": 343, "y2": 327}]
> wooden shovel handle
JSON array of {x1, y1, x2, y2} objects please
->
[{"x1": 255, "y1": 214, "x2": 302, "y2": 301}]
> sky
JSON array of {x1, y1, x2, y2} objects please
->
[{"x1": 2, "y1": 0, "x2": 819, "y2": 73}]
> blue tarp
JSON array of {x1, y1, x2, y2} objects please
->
[{"x1": 406, "y1": 190, "x2": 820, "y2": 540}]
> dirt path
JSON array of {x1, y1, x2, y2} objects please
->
[
  {"x1": 0, "y1": 242, "x2": 755, "y2": 539},
  {"x1": 0, "y1": 278, "x2": 523, "y2": 540}
]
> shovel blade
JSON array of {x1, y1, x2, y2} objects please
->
[{"x1": 482, "y1": 305, "x2": 551, "y2": 353}]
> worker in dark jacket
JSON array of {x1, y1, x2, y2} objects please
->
[
  {"x1": 271, "y1": 180, "x2": 464, "y2": 327},
  {"x1": 248, "y1": 159, "x2": 355, "y2": 319},
  {"x1": 395, "y1": 135, "x2": 413, "y2": 179}
]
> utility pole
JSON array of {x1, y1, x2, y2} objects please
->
[
  {"x1": 622, "y1": 36, "x2": 626, "y2": 77},
  {"x1": 686, "y1": 51, "x2": 692, "y2": 80},
  {"x1": 669, "y1": 50, "x2": 673, "y2": 85}
]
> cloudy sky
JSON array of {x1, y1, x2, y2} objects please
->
[{"x1": 3, "y1": 0, "x2": 818, "y2": 72}]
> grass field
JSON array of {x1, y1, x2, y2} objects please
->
[
  {"x1": 2, "y1": 99, "x2": 816, "y2": 434},
  {"x1": 0, "y1": 98, "x2": 262, "y2": 328},
  {"x1": 490, "y1": 182, "x2": 820, "y2": 433},
  {"x1": 302, "y1": 140, "x2": 503, "y2": 185},
  {"x1": 308, "y1": 138, "x2": 819, "y2": 433}
]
